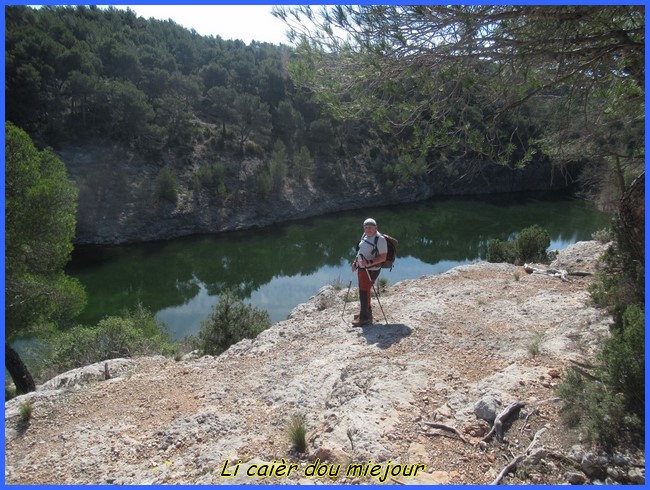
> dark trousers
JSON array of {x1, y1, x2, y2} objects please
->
[{"x1": 357, "y1": 268, "x2": 380, "y2": 320}]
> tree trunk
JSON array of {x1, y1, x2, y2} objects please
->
[
  {"x1": 619, "y1": 171, "x2": 644, "y2": 264},
  {"x1": 5, "y1": 342, "x2": 36, "y2": 394}
]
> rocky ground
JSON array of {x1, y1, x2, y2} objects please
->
[{"x1": 4, "y1": 241, "x2": 645, "y2": 485}]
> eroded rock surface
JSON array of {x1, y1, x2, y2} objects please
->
[{"x1": 5, "y1": 241, "x2": 644, "y2": 484}]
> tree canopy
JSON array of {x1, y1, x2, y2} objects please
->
[
  {"x1": 5, "y1": 122, "x2": 86, "y2": 340},
  {"x1": 5, "y1": 5, "x2": 643, "y2": 207},
  {"x1": 5, "y1": 121, "x2": 87, "y2": 393},
  {"x1": 273, "y1": 5, "x2": 644, "y2": 187}
]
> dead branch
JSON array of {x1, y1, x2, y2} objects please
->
[
  {"x1": 421, "y1": 421, "x2": 470, "y2": 444},
  {"x1": 491, "y1": 428, "x2": 546, "y2": 485},
  {"x1": 568, "y1": 358, "x2": 597, "y2": 370},
  {"x1": 524, "y1": 264, "x2": 593, "y2": 281},
  {"x1": 482, "y1": 401, "x2": 525, "y2": 443},
  {"x1": 524, "y1": 264, "x2": 569, "y2": 281},
  {"x1": 569, "y1": 364, "x2": 601, "y2": 382},
  {"x1": 520, "y1": 398, "x2": 561, "y2": 431},
  {"x1": 417, "y1": 429, "x2": 466, "y2": 444},
  {"x1": 525, "y1": 427, "x2": 546, "y2": 453},
  {"x1": 491, "y1": 454, "x2": 524, "y2": 485}
]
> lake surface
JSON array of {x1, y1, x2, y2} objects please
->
[{"x1": 66, "y1": 194, "x2": 611, "y2": 340}]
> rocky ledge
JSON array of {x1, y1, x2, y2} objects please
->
[{"x1": 4, "y1": 241, "x2": 645, "y2": 484}]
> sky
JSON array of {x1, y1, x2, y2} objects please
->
[{"x1": 112, "y1": 4, "x2": 293, "y2": 45}]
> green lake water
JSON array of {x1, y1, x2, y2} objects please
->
[{"x1": 66, "y1": 194, "x2": 611, "y2": 340}]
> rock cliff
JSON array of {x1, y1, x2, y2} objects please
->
[
  {"x1": 58, "y1": 145, "x2": 576, "y2": 245},
  {"x1": 5, "y1": 241, "x2": 643, "y2": 484}
]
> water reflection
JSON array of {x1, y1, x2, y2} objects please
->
[{"x1": 67, "y1": 194, "x2": 610, "y2": 339}]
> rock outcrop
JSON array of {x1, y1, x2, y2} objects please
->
[
  {"x1": 5, "y1": 241, "x2": 643, "y2": 484},
  {"x1": 58, "y1": 145, "x2": 577, "y2": 245}
]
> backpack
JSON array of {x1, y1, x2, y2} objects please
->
[
  {"x1": 377, "y1": 233, "x2": 399, "y2": 270},
  {"x1": 356, "y1": 232, "x2": 399, "y2": 270}
]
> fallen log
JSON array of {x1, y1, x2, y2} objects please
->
[
  {"x1": 523, "y1": 264, "x2": 569, "y2": 281},
  {"x1": 523, "y1": 264, "x2": 593, "y2": 282}
]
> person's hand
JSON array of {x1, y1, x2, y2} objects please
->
[{"x1": 352, "y1": 261, "x2": 358, "y2": 272}]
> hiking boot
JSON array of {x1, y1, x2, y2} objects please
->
[
  {"x1": 353, "y1": 312, "x2": 373, "y2": 322},
  {"x1": 352, "y1": 316, "x2": 371, "y2": 327},
  {"x1": 353, "y1": 290, "x2": 372, "y2": 326}
]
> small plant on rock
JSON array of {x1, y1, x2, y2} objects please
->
[
  {"x1": 287, "y1": 413, "x2": 307, "y2": 453},
  {"x1": 19, "y1": 399, "x2": 33, "y2": 424},
  {"x1": 527, "y1": 330, "x2": 547, "y2": 357}
]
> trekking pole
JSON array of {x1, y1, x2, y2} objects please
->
[
  {"x1": 365, "y1": 268, "x2": 388, "y2": 324},
  {"x1": 341, "y1": 279, "x2": 353, "y2": 318}
]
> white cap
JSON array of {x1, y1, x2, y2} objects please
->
[{"x1": 363, "y1": 218, "x2": 377, "y2": 227}]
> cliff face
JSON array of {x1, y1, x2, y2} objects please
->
[
  {"x1": 6, "y1": 241, "x2": 644, "y2": 485},
  {"x1": 58, "y1": 145, "x2": 576, "y2": 245}
]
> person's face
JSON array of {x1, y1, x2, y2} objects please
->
[{"x1": 364, "y1": 224, "x2": 377, "y2": 235}]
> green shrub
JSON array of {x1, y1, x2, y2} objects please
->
[
  {"x1": 486, "y1": 225, "x2": 550, "y2": 265},
  {"x1": 526, "y1": 330, "x2": 547, "y2": 357},
  {"x1": 557, "y1": 365, "x2": 641, "y2": 450},
  {"x1": 515, "y1": 225, "x2": 550, "y2": 263},
  {"x1": 157, "y1": 166, "x2": 178, "y2": 203},
  {"x1": 195, "y1": 163, "x2": 227, "y2": 197},
  {"x1": 486, "y1": 238, "x2": 516, "y2": 263},
  {"x1": 287, "y1": 413, "x2": 307, "y2": 453},
  {"x1": 293, "y1": 146, "x2": 314, "y2": 181},
  {"x1": 558, "y1": 241, "x2": 644, "y2": 450},
  {"x1": 589, "y1": 218, "x2": 644, "y2": 325},
  {"x1": 254, "y1": 172, "x2": 273, "y2": 199},
  {"x1": 592, "y1": 227, "x2": 613, "y2": 243},
  {"x1": 45, "y1": 305, "x2": 176, "y2": 375},
  {"x1": 197, "y1": 290, "x2": 271, "y2": 356},
  {"x1": 5, "y1": 384, "x2": 17, "y2": 402},
  {"x1": 601, "y1": 303, "x2": 645, "y2": 417},
  {"x1": 19, "y1": 399, "x2": 33, "y2": 424}
]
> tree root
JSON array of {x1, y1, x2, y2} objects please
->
[
  {"x1": 420, "y1": 421, "x2": 470, "y2": 444},
  {"x1": 481, "y1": 401, "x2": 525, "y2": 443},
  {"x1": 491, "y1": 428, "x2": 546, "y2": 484},
  {"x1": 520, "y1": 397, "x2": 560, "y2": 432}
]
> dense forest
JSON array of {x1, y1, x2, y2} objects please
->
[
  {"x1": 6, "y1": 5, "x2": 417, "y2": 190},
  {"x1": 9, "y1": 4, "x2": 642, "y2": 213}
]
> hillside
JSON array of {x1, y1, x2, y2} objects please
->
[{"x1": 4, "y1": 241, "x2": 645, "y2": 484}]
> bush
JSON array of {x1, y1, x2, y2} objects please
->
[
  {"x1": 157, "y1": 166, "x2": 178, "y2": 203},
  {"x1": 45, "y1": 305, "x2": 176, "y2": 376},
  {"x1": 196, "y1": 162, "x2": 226, "y2": 191},
  {"x1": 557, "y1": 214, "x2": 644, "y2": 451},
  {"x1": 557, "y1": 363, "x2": 641, "y2": 450},
  {"x1": 515, "y1": 224, "x2": 550, "y2": 263},
  {"x1": 486, "y1": 238, "x2": 516, "y2": 263},
  {"x1": 589, "y1": 217, "x2": 644, "y2": 325},
  {"x1": 601, "y1": 303, "x2": 645, "y2": 417},
  {"x1": 486, "y1": 225, "x2": 550, "y2": 265},
  {"x1": 197, "y1": 290, "x2": 271, "y2": 356}
]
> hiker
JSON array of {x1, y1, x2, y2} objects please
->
[{"x1": 351, "y1": 218, "x2": 388, "y2": 326}]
